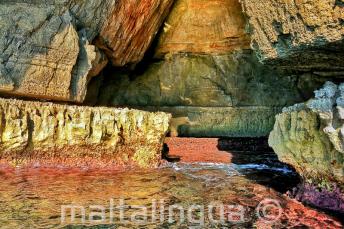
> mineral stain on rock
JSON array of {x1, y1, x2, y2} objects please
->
[{"x1": 0, "y1": 0, "x2": 174, "y2": 102}]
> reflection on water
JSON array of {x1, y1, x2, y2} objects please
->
[{"x1": 0, "y1": 162, "x2": 342, "y2": 228}]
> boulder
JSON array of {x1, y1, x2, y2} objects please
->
[
  {"x1": 0, "y1": 98, "x2": 171, "y2": 168},
  {"x1": 269, "y1": 82, "x2": 344, "y2": 213},
  {"x1": 240, "y1": 0, "x2": 344, "y2": 70}
]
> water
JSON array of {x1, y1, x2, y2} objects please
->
[{"x1": 0, "y1": 161, "x2": 342, "y2": 228}]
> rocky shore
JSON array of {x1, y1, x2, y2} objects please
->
[
  {"x1": 269, "y1": 82, "x2": 344, "y2": 213},
  {"x1": 0, "y1": 98, "x2": 170, "y2": 168}
]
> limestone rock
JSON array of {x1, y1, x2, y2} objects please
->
[
  {"x1": 99, "y1": 52, "x2": 306, "y2": 137},
  {"x1": 97, "y1": 0, "x2": 315, "y2": 137},
  {"x1": 144, "y1": 106, "x2": 280, "y2": 137},
  {"x1": 0, "y1": 0, "x2": 173, "y2": 102},
  {"x1": 240, "y1": 0, "x2": 344, "y2": 69},
  {"x1": 0, "y1": 98, "x2": 171, "y2": 168},
  {"x1": 0, "y1": 1, "x2": 115, "y2": 102},
  {"x1": 155, "y1": 0, "x2": 250, "y2": 56},
  {"x1": 100, "y1": 52, "x2": 302, "y2": 108},
  {"x1": 269, "y1": 82, "x2": 344, "y2": 194},
  {"x1": 96, "y1": 0, "x2": 175, "y2": 66}
]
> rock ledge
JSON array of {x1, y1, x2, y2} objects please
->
[{"x1": 0, "y1": 98, "x2": 171, "y2": 168}]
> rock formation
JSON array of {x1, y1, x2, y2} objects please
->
[
  {"x1": 0, "y1": 0, "x2": 173, "y2": 103},
  {"x1": 240, "y1": 0, "x2": 344, "y2": 70},
  {"x1": 0, "y1": 98, "x2": 171, "y2": 168},
  {"x1": 99, "y1": 0, "x2": 313, "y2": 137},
  {"x1": 96, "y1": 0, "x2": 174, "y2": 66},
  {"x1": 99, "y1": 52, "x2": 305, "y2": 137},
  {"x1": 269, "y1": 82, "x2": 344, "y2": 213},
  {"x1": 155, "y1": 0, "x2": 250, "y2": 56}
]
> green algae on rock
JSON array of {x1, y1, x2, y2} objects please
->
[
  {"x1": 0, "y1": 98, "x2": 171, "y2": 168},
  {"x1": 269, "y1": 82, "x2": 344, "y2": 193},
  {"x1": 99, "y1": 52, "x2": 306, "y2": 137},
  {"x1": 97, "y1": 0, "x2": 317, "y2": 138}
]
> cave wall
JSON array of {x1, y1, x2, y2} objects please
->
[
  {"x1": 98, "y1": 0, "x2": 318, "y2": 137},
  {"x1": 1, "y1": 0, "x2": 341, "y2": 139}
]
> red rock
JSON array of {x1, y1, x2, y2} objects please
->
[
  {"x1": 97, "y1": 0, "x2": 175, "y2": 66},
  {"x1": 165, "y1": 137, "x2": 232, "y2": 163}
]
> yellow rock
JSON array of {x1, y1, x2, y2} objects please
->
[{"x1": 0, "y1": 98, "x2": 171, "y2": 168}]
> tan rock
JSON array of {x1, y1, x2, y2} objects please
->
[
  {"x1": 240, "y1": 0, "x2": 344, "y2": 69},
  {"x1": 0, "y1": 98, "x2": 171, "y2": 168},
  {"x1": 98, "y1": 52, "x2": 306, "y2": 137},
  {"x1": 0, "y1": 0, "x2": 174, "y2": 102},
  {"x1": 98, "y1": 0, "x2": 314, "y2": 137},
  {"x1": 269, "y1": 82, "x2": 344, "y2": 190},
  {"x1": 156, "y1": 0, "x2": 250, "y2": 56},
  {"x1": 14, "y1": 18, "x2": 80, "y2": 101},
  {"x1": 0, "y1": 2, "x2": 113, "y2": 103}
]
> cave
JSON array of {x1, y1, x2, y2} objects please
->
[{"x1": 0, "y1": 0, "x2": 343, "y2": 227}]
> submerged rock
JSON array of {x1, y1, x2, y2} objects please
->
[
  {"x1": 0, "y1": 98, "x2": 171, "y2": 168},
  {"x1": 240, "y1": 0, "x2": 344, "y2": 70},
  {"x1": 269, "y1": 81, "x2": 344, "y2": 213}
]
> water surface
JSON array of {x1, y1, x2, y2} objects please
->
[{"x1": 0, "y1": 161, "x2": 341, "y2": 228}]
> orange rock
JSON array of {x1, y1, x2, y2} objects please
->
[
  {"x1": 97, "y1": 0, "x2": 175, "y2": 66},
  {"x1": 165, "y1": 137, "x2": 232, "y2": 163},
  {"x1": 155, "y1": 0, "x2": 250, "y2": 56}
]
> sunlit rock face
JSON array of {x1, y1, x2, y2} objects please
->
[
  {"x1": 0, "y1": 98, "x2": 171, "y2": 168},
  {"x1": 269, "y1": 82, "x2": 344, "y2": 213},
  {"x1": 99, "y1": 0, "x2": 310, "y2": 137},
  {"x1": 155, "y1": 0, "x2": 250, "y2": 56},
  {"x1": 240, "y1": 0, "x2": 344, "y2": 70},
  {"x1": 0, "y1": 0, "x2": 173, "y2": 102}
]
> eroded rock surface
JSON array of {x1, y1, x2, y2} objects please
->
[
  {"x1": 99, "y1": 51, "x2": 304, "y2": 137},
  {"x1": 155, "y1": 0, "x2": 250, "y2": 56},
  {"x1": 99, "y1": 0, "x2": 311, "y2": 137},
  {"x1": 100, "y1": 52, "x2": 302, "y2": 108},
  {"x1": 269, "y1": 82, "x2": 344, "y2": 212},
  {"x1": 240, "y1": 0, "x2": 344, "y2": 70},
  {"x1": 97, "y1": 0, "x2": 174, "y2": 66},
  {"x1": 0, "y1": 1, "x2": 113, "y2": 102},
  {"x1": 0, "y1": 98, "x2": 171, "y2": 168},
  {"x1": 0, "y1": 0, "x2": 173, "y2": 102}
]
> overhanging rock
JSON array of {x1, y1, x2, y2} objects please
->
[
  {"x1": 240, "y1": 0, "x2": 344, "y2": 70},
  {"x1": 0, "y1": 0, "x2": 174, "y2": 102}
]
